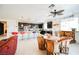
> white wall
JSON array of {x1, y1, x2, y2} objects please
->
[
  {"x1": 43, "y1": 22, "x2": 47, "y2": 30},
  {"x1": 0, "y1": 19, "x2": 18, "y2": 36},
  {"x1": 7, "y1": 20, "x2": 18, "y2": 34}
]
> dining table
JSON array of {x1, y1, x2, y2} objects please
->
[
  {"x1": 43, "y1": 35, "x2": 61, "y2": 54},
  {"x1": 43, "y1": 34, "x2": 73, "y2": 55}
]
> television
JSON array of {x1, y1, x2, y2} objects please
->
[{"x1": 47, "y1": 21, "x2": 52, "y2": 28}]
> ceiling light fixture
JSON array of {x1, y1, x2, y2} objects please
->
[{"x1": 48, "y1": 4, "x2": 55, "y2": 8}]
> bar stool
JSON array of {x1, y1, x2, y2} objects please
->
[
  {"x1": 12, "y1": 32, "x2": 18, "y2": 36},
  {"x1": 20, "y1": 32, "x2": 25, "y2": 40}
]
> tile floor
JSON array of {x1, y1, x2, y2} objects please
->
[{"x1": 15, "y1": 37, "x2": 79, "y2": 55}]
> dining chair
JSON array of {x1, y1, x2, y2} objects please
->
[
  {"x1": 58, "y1": 37, "x2": 72, "y2": 54},
  {"x1": 45, "y1": 40, "x2": 54, "y2": 55},
  {"x1": 37, "y1": 35, "x2": 46, "y2": 50}
]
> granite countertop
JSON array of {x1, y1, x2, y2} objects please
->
[{"x1": 0, "y1": 35, "x2": 12, "y2": 41}]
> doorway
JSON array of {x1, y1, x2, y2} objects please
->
[
  {"x1": 0, "y1": 22, "x2": 4, "y2": 35},
  {"x1": 0, "y1": 21, "x2": 7, "y2": 35}
]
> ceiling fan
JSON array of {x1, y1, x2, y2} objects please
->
[{"x1": 49, "y1": 9, "x2": 64, "y2": 17}]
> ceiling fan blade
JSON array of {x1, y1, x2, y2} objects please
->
[
  {"x1": 57, "y1": 10, "x2": 64, "y2": 13},
  {"x1": 57, "y1": 13, "x2": 63, "y2": 15},
  {"x1": 50, "y1": 11, "x2": 55, "y2": 14}
]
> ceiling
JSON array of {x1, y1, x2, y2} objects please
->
[{"x1": 0, "y1": 4, "x2": 79, "y2": 23}]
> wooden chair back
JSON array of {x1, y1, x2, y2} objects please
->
[
  {"x1": 46, "y1": 40, "x2": 54, "y2": 55},
  {"x1": 37, "y1": 35, "x2": 46, "y2": 50}
]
